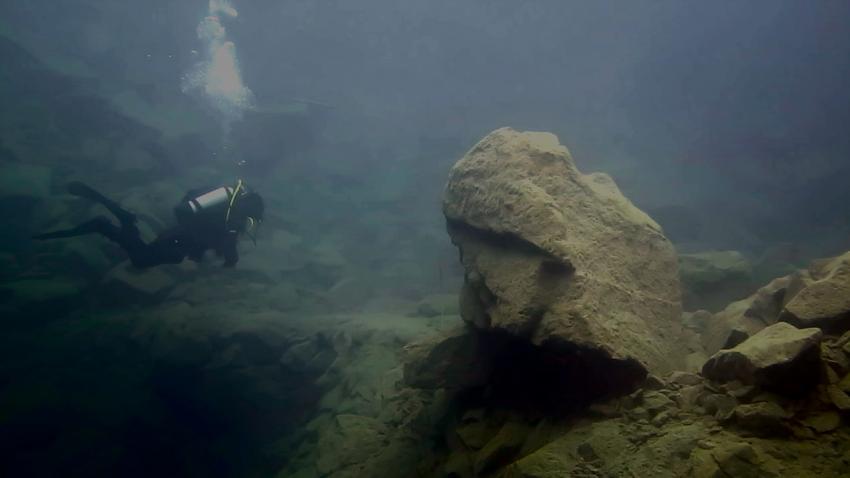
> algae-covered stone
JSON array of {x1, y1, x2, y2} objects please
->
[
  {"x1": 691, "y1": 442, "x2": 778, "y2": 478},
  {"x1": 642, "y1": 391, "x2": 676, "y2": 416},
  {"x1": 801, "y1": 411, "x2": 842, "y2": 433},
  {"x1": 667, "y1": 371, "x2": 703, "y2": 387},
  {"x1": 444, "y1": 128, "x2": 687, "y2": 380},
  {"x1": 781, "y1": 251, "x2": 850, "y2": 333},
  {"x1": 732, "y1": 402, "x2": 791, "y2": 437}
]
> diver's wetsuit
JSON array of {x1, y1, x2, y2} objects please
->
[{"x1": 33, "y1": 182, "x2": 239, "y2": 268}]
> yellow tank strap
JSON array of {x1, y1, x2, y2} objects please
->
[{"x1": 225, "y1": 178, "x2": 244, "y2": 225}]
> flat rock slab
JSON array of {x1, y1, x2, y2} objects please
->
[
  {"x1": 702, "y1": 322, "x2": 822, "y2": 396},
  {"x1": 443, "y1": 128, "x2": 687, "y2": 377}
]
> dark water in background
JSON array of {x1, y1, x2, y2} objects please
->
[{"x1": 1, "y1": 1, "x2": 850, "y2": 476}]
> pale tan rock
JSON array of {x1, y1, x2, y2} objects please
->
[
  {"x1": 443, "y1": 128, "x2": 687, "y2": 377},
  {"x1": 781, "y1": 251, "x2": 850, "y2": 333}
]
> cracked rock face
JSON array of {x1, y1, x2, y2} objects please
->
[{"x1": 443, "y1": 128, "x2": 688, "y2": 378}]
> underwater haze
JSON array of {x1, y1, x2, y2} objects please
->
[{"x1": 2, "y1": 1, "x2": 850, "y2": 477}]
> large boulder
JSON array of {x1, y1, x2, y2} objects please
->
[
  {"x1": 780, "y1": 251, "x2": 850, "y2": 334},
  {"x1": 702, "y1": 322, "x2": 822, "y2": 396},
  {"x1": 443, "y1": 128, "x2": 687, "y2": 378}
]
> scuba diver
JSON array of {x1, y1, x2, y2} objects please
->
[{"x1": 33, "y1": 180, "x2": 264, "y2": 269}]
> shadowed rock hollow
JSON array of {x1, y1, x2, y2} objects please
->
[{"x1": 442, "y1": 128, "x2": 690, "y2": 388}]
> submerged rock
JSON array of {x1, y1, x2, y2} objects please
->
[
  {"x1": 800, "y1": 411, "x2": 842, "y2": 433},
  {"x1": 702, "y1": 322, "x2": 822, "y2": 396},
  {"x1": 443, "y1": 128, "x2": 687, "y2": 383},
  {"x1": 701, "y1": 273, "x2": 806, "y2": 355},
  {"x1": 732, "y1": 402, "x2": 791, "y2": 437},
  {"x1": 780, "y1": 251, "x2": 850, "y2": 334},
  {"x1": 692, "y1": 441, "x2": 779, "y2": 478}
]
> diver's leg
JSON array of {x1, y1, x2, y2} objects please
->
[
  {"x1": 32, "y1": 216, "x2": 116, "y2": 240},
  {"x1": 67, "y1": 181, "x2": 137, "y2": 225},
  {"x1": 32, "y1": 214, "x2": 162, "y2": 268}
]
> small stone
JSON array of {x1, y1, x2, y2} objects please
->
[
  {"x1": 791, "y1": 425, "x2": 816, "y2": 440},
  {"x1": 676, "y1": 385, "x2": 705, "y2": 409},
  {"x1": 651, "y1": 410, "x2": 673, "y2": 427},
  {"x1": 628, "y1": 406, "x2": 650, "y2": 421},
  {"x1": 801, "y1": 411, "x2": 842, "y2": 433},
  {"x1": 700, "y1": 393, "x2": 737, "y2": 420},
  {"x1": 576, "y1": 442, "x2": 599, "y2": 462},
  {"x1": 733, "y1": 402, "x2": 791, "y2": 436},
  {"x1": 709, "y1": 442, "x2": 776, "y2": 478},
  {"x1": 726, "y1": 383, "x2": 758, "y2": 401},
  {"x1": 642, "y1": 390, "x2": 675, "y2": 415},
  {"x1": 668, "y1": 371, "x2": 703, "y2": 387}
]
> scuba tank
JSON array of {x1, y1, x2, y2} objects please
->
[
  {"x1": 185, "y1": 186, "x2": 235, "y2": 215},
  {"x1": 174, "y1": 180, "x2": 248, "y2": 227}
]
